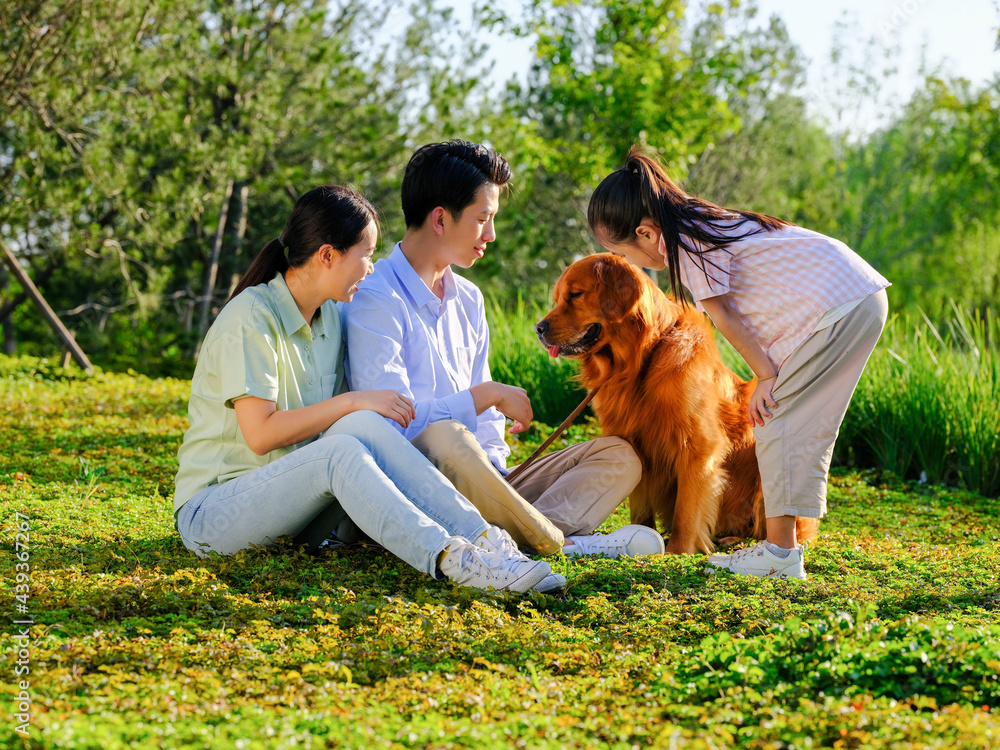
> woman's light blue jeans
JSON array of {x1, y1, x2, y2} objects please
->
[{"x1": 175, "y1": 410, "x2": 490, "y2": 578}]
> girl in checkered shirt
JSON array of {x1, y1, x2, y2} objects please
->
[{"x1": 587, "y1": 146, "x2": 889, "y2": 580}]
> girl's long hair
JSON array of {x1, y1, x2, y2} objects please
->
[
  {"x1": 587, "y1": 145, "x2": 790, "y2": 303},
  {"x1": 229, "y1": 184, "x2": 379, "y2": 301}
]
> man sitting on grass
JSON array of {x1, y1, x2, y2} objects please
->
[{"x1": 342, "y1": 139, "x2": 663, "y2": 567}]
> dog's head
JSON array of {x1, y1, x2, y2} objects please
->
[{"x1": 535, "y1": 253, "x2": 679, "y2": 363}]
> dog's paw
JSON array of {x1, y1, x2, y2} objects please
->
[{"x1": 715, "y1": 535, "x2": 743, "y2": 548}]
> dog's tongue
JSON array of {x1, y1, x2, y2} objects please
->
[{"x1": 548, "y1": 345, "x2": 560, "y2": 358}]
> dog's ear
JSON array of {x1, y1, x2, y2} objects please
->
[{"x1": 595, "y1": 256, "x2": 643, "y2": 321}]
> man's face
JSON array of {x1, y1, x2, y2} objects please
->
[{"x1": 440, "y1": 183, "x2": 500, "y2": 269}]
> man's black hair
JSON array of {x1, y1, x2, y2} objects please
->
[{"x1": 401, "y1": 140, "x2": 512, "y2": 228}]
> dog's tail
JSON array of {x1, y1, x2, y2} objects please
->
[{"x1": 795, "y1": 517, "x2": 820, "y2": 544}]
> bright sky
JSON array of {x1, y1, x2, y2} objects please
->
[
  {"x1": 753, "y1": 0, "x2": 999, "y2": 124},
  {"x1": 465, "y1": 0, "x2": 1000, "y2": 130},
  {"x1": 755, "y1": 0, "x2": 998, "y2": 86}
]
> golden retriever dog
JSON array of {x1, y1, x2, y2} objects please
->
[{"x1": 536, "y1": 253, "x2": 818, "y2": 554}]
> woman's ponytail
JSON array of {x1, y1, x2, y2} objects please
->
[
  {"x1": 229, "y1": 238, "x2": 290, "y2": 301},
  {"x1": 227, "y1": 185, "x2": 379, "y2": 303},
  {"x1": 626, "y1": 148, "x2": 691, "y2": 303},
  {"x1": 588, "y1": 146, "x2": 692, "y2": 302}
]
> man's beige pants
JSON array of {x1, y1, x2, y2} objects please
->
[
  {"x1": 755, "y1": 289, "x2": 889, "y2": 519},
  {"x1": 411, "y1": 421, "x2": 641, "y2": 556}
]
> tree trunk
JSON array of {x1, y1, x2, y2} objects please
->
[
  {"x1": 196, "y1": 178, "x2": 235, "y2": 351},
  {"x1": 0, "y1": 257, "x2": 60, "y2": 323},
  {"x1": 0, "y1": 264, "x2": 14, "y2": 354},
  {"x1": 2, "y1": 315, "x2": 15, "y2": 355},
  {"x1": 0, "y1": 239, "x2": 93, "y2": 372},
  {"x1": 227, "y1": 180, "x2": 250, "y2": 298}
]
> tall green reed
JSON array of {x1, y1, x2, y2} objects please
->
[{"x1": 840, "y1": 304, "x2": 999, "y2": 496}]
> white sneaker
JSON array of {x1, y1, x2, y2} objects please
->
[
  {"x1": 474, "y1": 526, "x2": 527, "y2": 558},
  {"x1": 532, "y1": 572, "x2": 567, "y2": 594},
  {"x1": 440, "y1": 539, "x2": 551, "y2": 593},
  {"x1": 563, "y1": 525, "x2": 665, "y2": 558},
  {"x1": 475, "y1": 526, "x2": 566, "y2": 593},
  {"x1": 705, "y1": 542, "x2": 807, "y2": 579}
]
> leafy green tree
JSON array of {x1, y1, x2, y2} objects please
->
[
  {"x1": 1, "y1": 0, "x2": 481, "y2": 372},
  {"x1": 469, "y1": 0, "x2": 805, "y2": 298},
  {"x1": 835, "y1": 75, "x2": 1000, "y2": 314},
  {"x1": 684, "y1": 92, "x2": 839, "y2": 231},
  {"x1": 680, "y1": 12, "x2": 841, "y2": 231}
]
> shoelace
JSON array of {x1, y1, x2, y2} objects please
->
[
  {"x1": 477, "y1": 530, "x2": 526, "y2": 560},
  {"x1": 583, "y1": 534, "x2": 628, "y2": 555},
  {"x1": 727, "y1": 545, "x2": 764, "y2": 563},
  {"x1": 459, "y1": 546, "x2": 512, "y2": 582}
]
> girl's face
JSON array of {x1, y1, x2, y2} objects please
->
[
  {"x1": 594, "y1": 219, "x2": 665, "y2": 271},
  {"x1": 329, "y1": 220, "x2": 377, "y2": 302}
]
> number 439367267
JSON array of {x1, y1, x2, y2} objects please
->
[{"x1": 14, "y1": 511, "x2": 30, "y2": 605}]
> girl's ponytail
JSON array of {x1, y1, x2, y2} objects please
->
[
  {"x1": 588, "y1": 146, "x2": 692, "y2": 302},
  {"x1": 625, "y1": 148, "x2": 692, "y2": 304},
  {"x1": 589, "y1": 145, "x2": 790, "y2": 304}
]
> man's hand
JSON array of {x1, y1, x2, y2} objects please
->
[
  {"x1": 470, "y1": 381, "x2": 533, "y2": 433},
  {"x1": 493, "y1": 383, "x2": 533, "y2": 433}
]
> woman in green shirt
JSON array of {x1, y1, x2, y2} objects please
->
[{"x1": 174, "y1": 185, "x2": 551, "y2": 593}]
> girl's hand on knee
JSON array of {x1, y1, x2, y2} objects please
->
[
  {"x1": 355, "y1": 390, "x2": 416, "y2": 428},
  {"x1": 749, "y1": 377, "x2": 777, "y2": 426}
]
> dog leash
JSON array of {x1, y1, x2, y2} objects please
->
[{"x1": 504, "y1": 385, "x2": 602, "y2": 484}]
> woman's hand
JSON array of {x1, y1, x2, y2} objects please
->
[
  {"x1": 699, "y1": 294, "x2": 778, "y2": 427},
  {"x1": 234, "y1": 390, "x2": 416, "y2": 457},
  {"x1": 749, "y1": 376, "x2": 777, "y2": 427},
  {"x1": 352, "y1": 390, "x2": 416, "y2": 428}
]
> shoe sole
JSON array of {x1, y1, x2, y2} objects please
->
[
  {"x1": 705, "y1": 565, "x2": 807, "y2": 580},
  {"x1": 534, "y1": 574, "x2": 567, "y2": 594},
  {"x1": 564, "y1": 528, "x2": 666, "y2": 558},
  {"x1": 469, "y1": 560, "x2": 550, "y2": 593},
  {"x1": 499, "y1": 561, "x2": 551, "y2": 592}
]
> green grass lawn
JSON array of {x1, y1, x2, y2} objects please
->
[{"x1": 2, "y1": 357, "x2": 999, "y2": 749}]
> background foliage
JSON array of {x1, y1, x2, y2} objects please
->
[{"x1": 3, "y1": 0, "x2": 999, "y2": 376}]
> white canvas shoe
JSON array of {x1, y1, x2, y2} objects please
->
[
  {"x1": 474, "y1": 526, "x2": 566, "y2": 593},
  {"x1": 563, "y1": 525, "x2": 665, "y2": 558},
  {"x1": 531, "y1": 572, "x2": 568, "y2": 594},
  {"x1": 474, "y1": 526, "x2": 528, "y2": 558},
  {"x1": 706, "y1": 542, "x2": 807, "y2": 580},
  {"x1": 440, "y1": 539, "x2": 551, "y2": 593}
]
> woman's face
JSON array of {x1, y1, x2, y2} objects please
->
[
  {"x1": 329, "y1": 220, "x2": 377, "y2": 302},
  {"x1": 594, "y1": 220, "x2": 666, "y2": 271}
]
